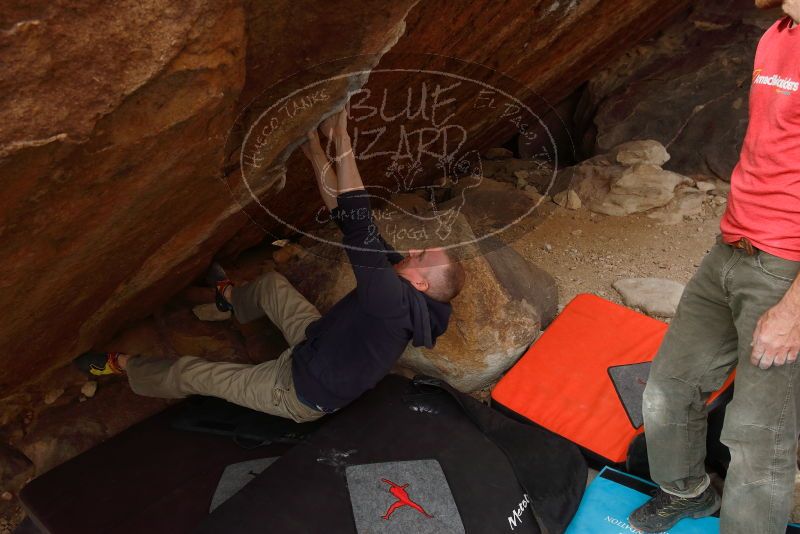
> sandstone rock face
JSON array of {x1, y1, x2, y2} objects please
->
[
  {"x1": 579, "y1": 0, "x2": 778, "y2": 180},
  {"x1": 0, "y1": 0, "x2": 692, "y2": 393},
  {"x1": 0, "y1": 0, "x2": 417, "y2": 393},
  {"x1": 1, "y1": 0, "x2": 251, "y2": 395}
]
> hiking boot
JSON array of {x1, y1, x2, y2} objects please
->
[
  {"x1": 629, "y1": 486, "x2": 720, "y2": 532},
  {"x1": 206, "y1": 262, "x2": 233, "y2": 313},
  {"x1": 74, "y1": 351, "x2": 126, "y2": 376}
]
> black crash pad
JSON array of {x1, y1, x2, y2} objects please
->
[
  {"x1": 19, "y1": 401, "x2": 296, "y2": 534},
  {"x1": 199, "y1": 375, "x2": 586, "y2": 534}
]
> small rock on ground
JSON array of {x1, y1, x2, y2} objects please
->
[
  {"x1": 613, "y1": 277, "x2": 685, "y2": 317},
  {"x1": 613, "y1": 139, "x2": 671, "y2": 167},
  {"x1": 695, "y1": 180, "x2": 716, "y2": 192},
  {"x1": 81, "y1": 381, "x2": 98, "y2": 398},
  {"x1": 554, "y1": 189, "x2": 582, "y2": 210},
  {"x1": 192, "y1": 303, "x2": 231, "y2": 322},
  {"x1": 43, "y1": 389, "x2": 64, "y2": 405}
]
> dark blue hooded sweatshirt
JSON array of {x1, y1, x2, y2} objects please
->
[{"x1": 291, "y1": 190, "x2": 452, "y2": 413}]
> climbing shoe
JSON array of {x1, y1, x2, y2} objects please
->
[
  {"x1": 74, "y1": 351, "x2": 125, "y2": 376},
  {"x1": 628, "y1": 485, "x2": 720, "y2": 532},
  {"x1": 206, "y1": 261, "x2": 233, "y2": 313}
]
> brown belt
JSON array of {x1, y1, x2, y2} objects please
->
[{"x1": 731, "y1": 237, "x2": 758, "y2": 256}]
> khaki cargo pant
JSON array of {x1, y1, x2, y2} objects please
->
[
  {"x1": 126, "y1": 272, "x2": 325, "y2": 423},
  {"x1": 643, "y1": 236, "x2": 800, "y2": 534}
]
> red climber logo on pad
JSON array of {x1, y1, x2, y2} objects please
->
[
  {"x1": 345, "y1": 459, "x2": 465, "y2": 532},
  {"x1": 381, "y1": 478, "x2": 433, "y2": 520}
]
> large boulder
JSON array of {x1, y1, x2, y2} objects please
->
[
  {"x1": 590, "y1": 164, "x2": 692, "y2": 216},
  {"x1": 577, "y1": 0, "x2": 779, "y2": 180},
  {"x1": 0, "y1": 0, "x2": 692, "y2": 393},
  {"x1": 558, "y1": 140, "x2": 700, "y2": 218},
  {"x1": 445, "y1": 178, "x2": 552, "y2": 247},
  {"x1": 278, "y1": 208, "x2": 557, "y2": 392}
]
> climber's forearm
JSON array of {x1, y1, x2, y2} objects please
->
[
  {"x1": 333, "y1": 131, "x2": 364, "y2": 193},
  {"x1": 310, "y1": 152, "x2": 338, "y2": 211},
  {"x1": 302, "y1": 127, "x2": 338, "y2": 211}
]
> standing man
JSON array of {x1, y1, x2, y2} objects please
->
[
  {"x1": 629, "y1": 2, "x2": 800, "y2": 532},
  {"x1": 77, "y1": 106, "x2": 465, "y2": 422}
]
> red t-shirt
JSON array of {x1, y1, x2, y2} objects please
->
[{"x1": 721, "y1": 16, "x2": 800, "y2": 261}]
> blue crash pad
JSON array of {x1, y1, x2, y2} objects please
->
[{"x1": 567, "y1": 467, "x2": 800, "y2": 534}]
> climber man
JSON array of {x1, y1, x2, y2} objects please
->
[
  {"x1": 75, "y1": 105, "x2": 466, "y2": 423},
  {"x1": 629, "y1": 2, "x2": 800, "y2": 533}
]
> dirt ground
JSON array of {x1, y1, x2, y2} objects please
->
[
  {"x1": 513, "y1": 200, "x2": 723, "y2": 313},
  {"x1": 462, "y1": 193, "x2": 724, "y2": 410}
]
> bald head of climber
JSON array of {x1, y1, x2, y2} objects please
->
[{"x1": 393, "y1": 247, "x2": 466, "y2": 303}]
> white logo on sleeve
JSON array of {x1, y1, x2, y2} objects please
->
[{"x1": 752, "y1": 69, "x2": 799, "y2": 94}]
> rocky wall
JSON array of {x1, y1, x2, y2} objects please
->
[{"x1": 0, "y1": 0, "x2": 690, "y2": 393}]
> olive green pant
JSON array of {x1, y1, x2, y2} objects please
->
[
  {"x1": 126, "y1": 272, "x2": 324, "y2": 423},
  {"x1": 643, "y1": 237, "x2": 800, "y2": 534}
]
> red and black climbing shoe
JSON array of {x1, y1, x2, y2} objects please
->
[
  {"x1": 629, "y1": 486, "x2": 720, "y2": 532},
  {"x1": 206, "y1": 261, "x2": 234, "y2": 313},
  {"x1": 74, "y1": 351, "x2": 125, "y2": 376}
]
